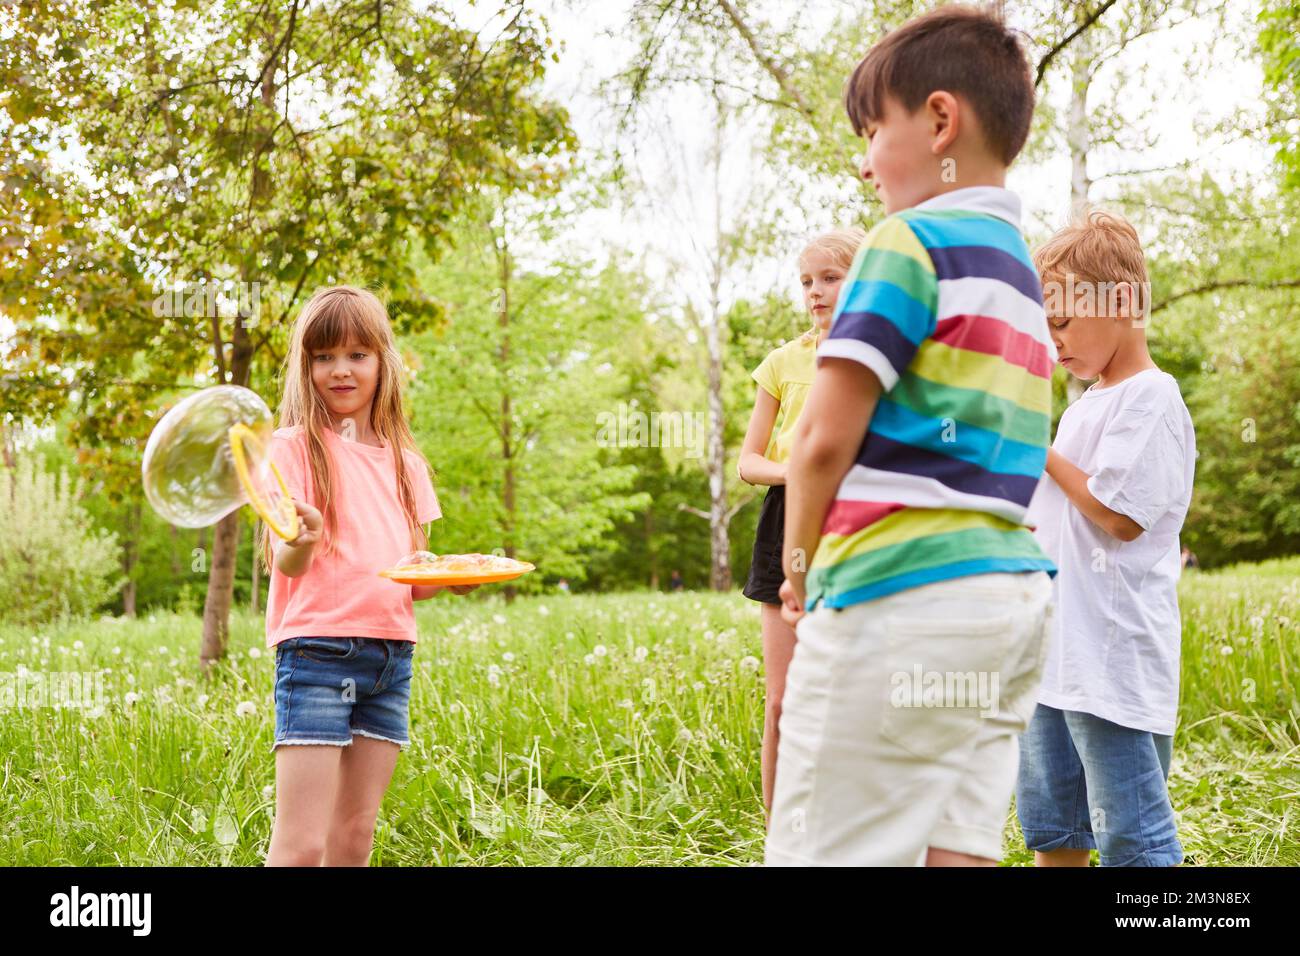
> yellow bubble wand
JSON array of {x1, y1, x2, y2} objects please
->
[{"x1": 228, "y1": 423, "x2": 300, "y2": 541}]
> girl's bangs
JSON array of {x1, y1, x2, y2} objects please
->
[{"x1": 302, "y1": 292, "x2": 385, "y2": 354}]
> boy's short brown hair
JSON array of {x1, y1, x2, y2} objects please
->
[
  {"x1": 1034, "y1": 208, "x2": 1150, "y2": 319},
  {"x1": 844, "y1": 4, "x2": 1035, "y2": 166}
]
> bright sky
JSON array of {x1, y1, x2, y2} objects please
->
[
  {"x1": 523, "y1": 0, "x2": 1270, "y2": 319},
  {"x1": 3, "y1": 0, "x2": 1275, "y2": 432}
]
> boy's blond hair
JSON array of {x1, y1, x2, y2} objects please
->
[{"x1": 1034, "y1": 208, "x2": 1150, "y2": 320}]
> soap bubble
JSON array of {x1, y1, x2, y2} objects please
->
[{"x1": 142, "y1": 385, "x2": 277, "y2": 528}]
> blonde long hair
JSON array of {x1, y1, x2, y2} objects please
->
[
  {"x1": 798, "y1": 226, "x2": 868, "y2": 340},
  {"x1": 257, "y1": 285, "x2": 434, "y2": 573}
]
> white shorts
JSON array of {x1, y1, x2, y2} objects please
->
[{"x1": 765, "y1": 571, "x2": 1053, "y2": 866}]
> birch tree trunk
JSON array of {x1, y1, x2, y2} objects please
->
[{"x1": 1065, "y1": 14, "x2": 1095, "y2": 405}]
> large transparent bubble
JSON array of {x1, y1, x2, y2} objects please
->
[{"x1": 142, "y1": 385, "x2": 276, "y2": 528}]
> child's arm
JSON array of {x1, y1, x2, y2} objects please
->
[
  {"x1": 737, "y1": 385, "x2": 787, "y2": 486},
  {"x1": 780, "y1": 359, "x2": 881, "y2": 622},
  {"x1": 1046, "y1": 448, "x2": 1144, "y2": 542}
]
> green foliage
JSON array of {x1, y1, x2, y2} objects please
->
[
  {"x1": 0, "y1": 0, "x2": 577, "y2": 549},
  {"x1": 407, "y1": 199, "x2": 652, "y2": 589},
  {"x1": 1259, "y1": 0, "x2": 1300, "y2": 191},
  {"x1": 0, "y1": 455, "x2": 123, "y2": 626},
  {"x1": 1118, "y1": 176, "x2": 1300, "y2": 566}
]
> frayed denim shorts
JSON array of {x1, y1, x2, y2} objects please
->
[
  {"x1": 273, "y1": 637, "x2": 414, "y2": 749},
  {"x1": 1015, "y1": 703, "x2": 1182, "y2": 866}
]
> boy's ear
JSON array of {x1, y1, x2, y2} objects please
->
[
  {"x1": 926, "y1": 91, "x2": 960, "y2": 154},
  {"x1": 1112, "y1": 281, "x2": 1135, "y2": 323}
]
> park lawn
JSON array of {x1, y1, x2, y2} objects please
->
[{"x1": 1, "y1": 558, "x2": 1297, "y2": 866}]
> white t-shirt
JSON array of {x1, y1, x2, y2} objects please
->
[{"x1": 1025, "y1": 368, "x2": 1196, "y2": 735}]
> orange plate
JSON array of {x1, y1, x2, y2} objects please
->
[{"x1": 377, "y1": 564, "x2": 535, "y2": 587}]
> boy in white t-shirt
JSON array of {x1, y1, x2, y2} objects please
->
[{"x1": 1017, "y1": 209, "x2": 1196, "y2": 867}]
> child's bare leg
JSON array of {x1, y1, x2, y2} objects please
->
[
  {"x1": 926, "y1": 847, "x2": 999, "y2": 866},
  {"x1": 1035, "y1": 848, "x2": 1091, "y2": 866},
  {"x1": 323, "y1": 735, "x2": 400, "y2": 866},
  {"x1": 761, "y1": 601, "x2": 798, "y2": 826},
  {"x1": 266, "y1": 744, "x2": 344, "y2": 866}
]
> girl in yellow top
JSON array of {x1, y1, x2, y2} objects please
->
[{"x1": 738, "y1": 227, "x2": 866, "y2": 820}]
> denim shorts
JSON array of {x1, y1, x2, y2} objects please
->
[
  {"x1": 273, "y1": 637, "x2": 415, "y2": 749},
  {"x1": 1015, "y1": 703, "x2": 1183, "y2": 866}
]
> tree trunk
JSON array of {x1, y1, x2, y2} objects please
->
[
  {"x1": 0, "y1": 421, "x2": 14, "y2": 468},
  {"x1": 199, "y1": 256, "x2": 256, "y2": 670},
  {"x1": 704, "y1": 89, "x2": 732, "y2": 592},
  {"x1": 200, "y1": 510, "x2": 241, "y2": 670},
  {"x1": 1065, "y1": 7, "x2": 1095, "y2": 405},
  {"x1": 122, "y1": 499, "x2": 139, "y2": 618},
  {"x1": 704, "y1": 310, "x2": 731, "y2": 591},
  {"x1": 646, "y1": 507, "x2": 659, "y2": 590},
  {"x1": 497, "y1": 219, "x2": 517, "y2": 604}
]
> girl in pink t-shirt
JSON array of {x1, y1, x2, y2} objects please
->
[{"x1": 258, "y1": 285, "x2": 477, "y2": 867}]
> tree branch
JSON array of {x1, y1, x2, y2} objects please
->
[
  {"x1": 1092, "y1": 159, "x2": 1193, "y2": 182},
  {"x1": 1035, "y1": 0, "x2": 1120, "y2": 87},
  {"x1": 713, "y1": 0, "x2": 856, "y2": 172},
  {"x1": 725, "y1": 492, "x2": 756, "y2": 522},
  {"x1": 1152, "y1": 278, "x2": 1300, "y2": 314}
]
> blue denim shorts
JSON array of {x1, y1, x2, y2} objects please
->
[
  {"x1": 273, "y1": 637, "x2": 415, "y2": 749},
  {"x1": 1015, "y1": 703, "x2": 1182, "y2": 866}
]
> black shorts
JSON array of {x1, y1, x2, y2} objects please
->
[{"x1": 742, "y1": 484, "x2": 785, "y2": 605}]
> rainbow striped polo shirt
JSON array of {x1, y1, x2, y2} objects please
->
[{"x1": 806, "y1": 186, "x2": 1057, "y2": 611}]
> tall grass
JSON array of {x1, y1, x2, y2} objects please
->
[{"x1": 1, "y1": 559, "x2": 1296, "y2": 865}]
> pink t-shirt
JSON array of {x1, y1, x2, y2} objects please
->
[{"x1": 264, "y1": 424, "x2": 442, "y2": 648}]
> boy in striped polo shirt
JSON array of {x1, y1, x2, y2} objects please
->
[{"x1": 766, "y1": 5, "x2": 1057, "y2": 866}]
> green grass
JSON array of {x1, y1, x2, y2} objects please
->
[{"x1": 2, "y1": 559, "x2": 1298, "y2": 865}]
